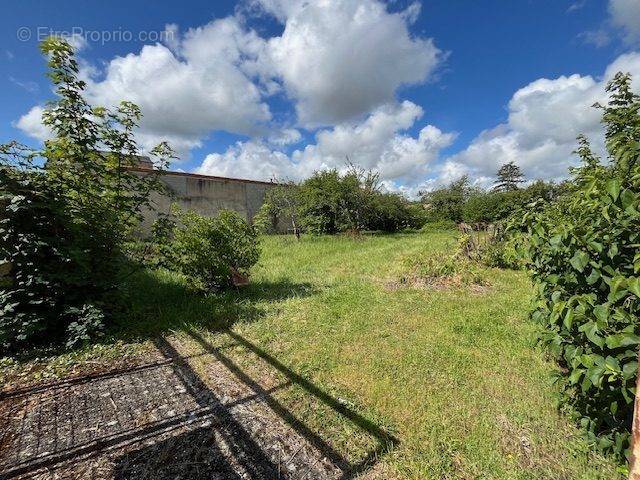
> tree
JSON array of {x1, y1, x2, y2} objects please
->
[
  {"x1": 420, "y1": 175, "x2": 476, "y2": 223},
  {"x1": 257, "y1": 165, "x2": 424, "y2": 236},
  {"x1": 256, "y1": 182, "x2": 302, "y2": 238},
  {"x1": 341, "y1": 162, "x2": 382, "y2": 233},
  {"x1": 493, "y1": 161, "x2": 525, "y2": 192},
  {"x1": 517, "y1": 72, "x2": 640, "y2": 461},
  {"x1": 0, "y1": 37, "x2": 172, "y2": 352}
]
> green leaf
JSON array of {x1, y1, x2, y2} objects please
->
[
  {"x1": 579, "y1": 322, "x2": 605, "y2": 348},
  {"x1": 611, "y1": 400, "x2": 618, "y2": 416},
  {"x1": 606, "y1": 334, "x2": 640, "y2": 349},
  {"x1": 570, "y1": 251, "x2": 590, "y2": 273},
  {"x1": 550, "y1": 234, "x2": 563, "y2": 246},
  {"x1": 589, "y1": 365, "x2": 606, "y2": 388},
  {"x1": 564, "y1": 308, "x2": 575, "y2": 330},
  {"x1": 588, "y1": 240, "x2": 603, "y2": 253},
  {"x1": 604, "y1": 356, "x2": 620, "y2": 372},
  {"x1": 569, "y1": 368, "x2": 584, "y2": 384},
  {"x1": 623, "y1": 361, "x2": 638, "y2": 380},
  {"x1": 606, "y1": 178, "x2": 621, "y2": 201},
  {"x1": 593, "y1": 304, "x2": 609, "y2": 323},
  {"x1": 620, "y1": 189, "x2": 635, "y2": 210},
  {"x1": 586, "y1": 268, "x2": 601, "y2": 285},
  {"x1": 608, "y1": 276, "x2": 628, "y2": 303}
]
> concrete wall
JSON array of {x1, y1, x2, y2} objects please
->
[{"x1": 137, "y1": 170, "x2": 280, "y2": 234}]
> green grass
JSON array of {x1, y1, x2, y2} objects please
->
[{"x1": 2, "y1": 231, "x2": 622, "y2": 478}]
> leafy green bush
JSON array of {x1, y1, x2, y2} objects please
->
[
  {"x1": 296, "y1": 170, "x2": 346, "y2": 234},
  {"x1": 171, "y1": 209, "x2": 260, "y2": 291},
  {"x1": 0, "y1": 158, "x2": 104, "y2": 351},
  {"x1": 462, "y1": 182, "x2": 569, "y2": 225},
  {"x1": 420, "y1": 176, "x2": 476, "y2": 223},
  {"x1": 478, "y1": 233, "x2": 523, "y2": 270},
  {"x1": 259, "y1": 167, "x2": 425, "y2": 235},
  {"x1": 125, "y1": 215, "x2": 177, "y2": 268},
  {"x1": 518, "y1": 73, "x2": 640, "y2": 461},
  {"x1": 0, "y1": 38, "x2": 170, "y2": 354},
  {"x1": 420, "y1": 219, "x2": 457, "y2": 232},
  {"x1": 366, "y1": 192, "x2": 426, "y2": 232},
  {"x1": 254, "y1": 183, "x2": 302, "y2": 236}
]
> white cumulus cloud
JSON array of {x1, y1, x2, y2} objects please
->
[
  {"x1": 16, "y1": 1, "x2": 442, "y2": 162},
  {"x1": 17, "y1": 17, "x2": 273, "y2": 159},
  {"x1": 198, "y1": 100, "x2": 454, "y2": 184},
  {"x1": 260, "y1": 0, "x2": 442, "y2": 126},
  {"x1": 14, "y1": 106, "x2": 52, "y2": 142},
  {"x1": 609, "y1": 0, "x2": 640, "y2": 45},
  {"x1": 439, "y1": 52, "x2": 640, "y2": 186},
  {"x1": 84, "y1": 18, "x2": 272, "y2": 158}
]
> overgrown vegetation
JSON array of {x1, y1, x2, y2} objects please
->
[
  {"x1": 1, "y1": 233, "x2": 621, "y2": 478},
  {"x1": 0, "y1": 38, "x2": 172, "y2": 353},
  {"x1": 1, "y1": 34, "x2": 636, "y2": 479},
  {"x1": 256, "y1": 166, "x2": 427, "y2": 235},
  {"x1": 129, "y1": 206, "x2": 261, "y2": 292},
  {"x1": 420, "y1": 175, "x2": 567, "y2": 226},
  {"x1": 402, "y1": 246, "x2": 488, "y2": 289},
  {"x1": 167, "y1": 208, "x2": 260, "y2": 291},
  {"x1": 516, "y1": 73, "x2": 640, "y2": 462}
]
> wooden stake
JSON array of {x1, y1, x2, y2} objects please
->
[{"x1": 628, "y1": 349, "x2": 640, "y2": 479}]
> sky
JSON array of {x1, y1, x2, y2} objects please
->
[{"x1": 1, "y1": 0, "x2": 640, "y2": 196}]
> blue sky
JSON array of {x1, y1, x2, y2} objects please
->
[{"x1": 2, "y1": 0, "x2": 639, "y2": 194}]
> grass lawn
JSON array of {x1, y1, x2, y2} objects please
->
[{"x1": 1, "y1": 231, "x2": 621, "y2": 478}]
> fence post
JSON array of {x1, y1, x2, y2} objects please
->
[{"x1": 629, "y1": 350, "x2": 640, "y2": 479}]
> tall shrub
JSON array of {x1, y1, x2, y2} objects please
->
[
  {"x1": 420, "y1": 176, "x2": 477, "y2": 223},
  {"x1": 519, "y1": 73, "x2": 640, "y2": 460},
  {"x1": 171, "y1": 209, "x2": 260, "y2": 291},
  {"x1": 281, "y1": 167, "x2": 424, "y2": 235},
  {"x1": 298, "y1": 169, "x2": 353, "y2": 234},
  {"x1": 254, "y1": 183, "x2": 302, "y2": 237},
  {"x1": 0, "y1": 38, "x2": 171, "y2": 353}
]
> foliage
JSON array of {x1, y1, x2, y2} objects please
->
[
  {"x1": 366, "y1": 192, "x2": 427, "y2": 232},
  {"x1": 456, "y1": 225, "x2": 524, "y2": 269},
  {"x1": 493, "y1": 161, "x2": 525, "y2": 192},
  {"x1": 125, "y1": 214, "x2": 176, "y2": 268},
  {"x1": 403, "y1": 232, "x2": 490, "y2": 288},
  {"x1": 260, "y1": 167, "x2": 426, "y2": 235},
  {"x1": 0, "y1": 153, "x2": 99, "y2": 351},
  {"x1": 420, "y1": 175, "x2": 477, "y2": 223},
  {"x1": 517, "y1": 73, "x2": 640, "y2": 461},
  {"x1": 0, "y1": 38, "x2": 171, "y2": 354},
  {"x1": 297, "y1": 169, "x2": 357, "y2": 234},
  {"x1": 420, "y1": 219, "x2": 458, "y2": 232},
  {"x1": 421, "y1": 169, "x2": 567, "y2": 227},
  {"x1": 462, "y1": 181, "x2": 569, "y2": 225},
  {"x1": 1, "y1": 232, "x2": 622, "y2": 478},
  {"x1": 403, "y1": 249, "x2": 487, "y2": 288},
  {"x1": 478, "y1": 233, "x2": 524, "y2": 270},
  {"x1": 170, "y1": 208, "x2": 260, "y2": 291},
  {"x1": 461, "y1": 191, "x2": 505, "y2": 224},
  {"x1": 254, "y1": 182, "x2": 302, "y2": 237}
]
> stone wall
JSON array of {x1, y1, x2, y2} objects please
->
[{"x1": 135, "y1": 169, "x2": 281, "y2": 234}]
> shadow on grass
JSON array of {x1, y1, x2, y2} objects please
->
[
  {"x1": 1, "y1": 267, "x2": 399, "y2": 479},
  {"x1": 115, "y1": 268, "x2": 317, "y2": 339},
  {"x1": 184, "y1": 327, "x2": 400, "y2": 479}
]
